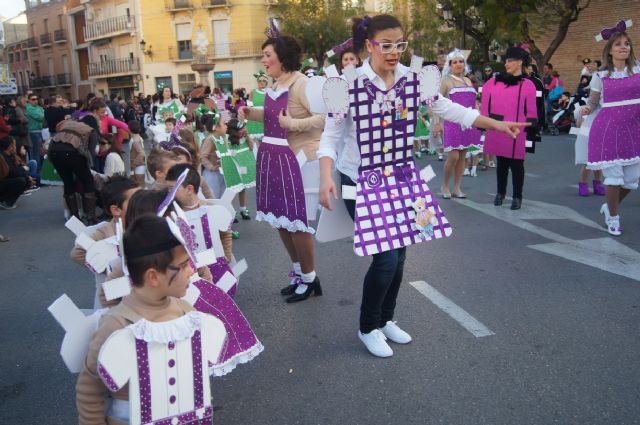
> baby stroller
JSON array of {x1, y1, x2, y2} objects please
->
[{"x1": 548, "y1": 93, "x2": 585, "y2": 135}]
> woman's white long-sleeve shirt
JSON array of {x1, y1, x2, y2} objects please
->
[{"x1": 317, "y1": 59, "x2": 480, "y2": 182}]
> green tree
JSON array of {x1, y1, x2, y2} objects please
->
[{"x1": 275, "y1": 0, "x2": 364, "y2": 66}]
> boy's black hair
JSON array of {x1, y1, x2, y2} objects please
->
[
  {"x1": 0, "y1": 136, "x2": 15, "y2": 151},
  {"x1": 166, "y1": 163, "x2": 201, "y2": 193},
  {"x1": 124, "y1": 215, "x2": 182, "y2": 287},
  {"x1": 124, "y1": 189, "x2": 172, "y2": 230},
  {"x1": 128, "y1": 120, "x2": 141, "y2": 134},
  {"x1": 101, "y1": 175, "x2": 138, "y2": 215}
]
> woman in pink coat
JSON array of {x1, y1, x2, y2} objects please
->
[
  {"x1": 99, "y1": 114, "x2": 129, "y2": 146},
  {"x1": 481, "y1": 46, "x2": 538, "y2": 210}
]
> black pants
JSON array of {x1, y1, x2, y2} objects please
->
[
  {"x1": 48, "y1": 144, "x2": 95, "y2": 196},
  {"x1": 496, "y1": 156, "x2": 525, "y2": 199},
  {"x1": 0, "y1": 177, "x2": 27, "y2": 205},
  {"x1": 341, "y1": 172, "x2": 407, "y2": 333}
]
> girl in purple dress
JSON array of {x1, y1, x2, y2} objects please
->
[
  {"x1": 238, "y1": 25, "x2": 325, "y2": 302},
  {"x1": 433, "y1": 49, "x2": 483, "y2": 198},
  {"x1": 319, "y1": 15, "x2": 529, "y2": 358},
  {"x1": 581, "y1": 20, "x2": 640, "y2": 236}
]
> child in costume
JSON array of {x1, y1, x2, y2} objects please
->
[
  {"x1": 247, "y1": 71, "x2": 268, "y2": 143},
  {"x1": 238, "y1": 20, "x2": 325, "y2": 303},
  {"x1": 413, "y1": 105, "x2": 430, "y2": 158},
  {"x1": 318, "y1": 15, "x2": 528, "y2": 358},
  {"x1": 75, "y1": 215, "x2": 228, "y2": 425},
  {"x1": 69, "y1": 176, "x2": 140, "y2": 308},
  {"x1": 200, "y1": 113, "x2": 227, "y2": 199},
  {"x1": 128, "y1": 120, "x2": 147, "y2": 188},
  {"x1": 166, "y1": 164, "x2": 240, "y2": 297},
  {"x1": 581, "y1": 19, "x2": 640, "y2": 236},
  {"x1": 146, "y1": 148, "x2": 180, "y2": 191},
  {"x1": 481, "y1": 45, "x2": 538, "y2": 210},
  {"x1": 226, "y1": 118, "x2": 257, "y2": 219}
]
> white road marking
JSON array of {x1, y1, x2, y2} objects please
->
[
  {"x1": 525, "y1": 172, "x2": 542, "y2": 178},
  {"x1": 410, "y1": 281, "x2": 496, "y2": 338},
  {"x1": 457, "y1": 197, "x2": 640, "y2": 281}
]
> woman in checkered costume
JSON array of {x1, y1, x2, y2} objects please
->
[{"x1": 318, "y1": 15, "x2": 529, "y2": 358}]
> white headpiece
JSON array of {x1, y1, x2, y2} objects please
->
[{"x1": 442, "y1": 48, "x2": 470, "y2": 77}]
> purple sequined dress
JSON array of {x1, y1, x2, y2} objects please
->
[
  {"x1": 588, "y1": 72, "x2": 640, "y2": 169},
  {"x1": 255, "y1": 89, "x2": 312, "y2": 233},
  {"x1": 350, "y1": 72, "x2": 452, "y2": 256},
  {"x1": 443, "y1": 86, "x2": 483, "y2": 151}
]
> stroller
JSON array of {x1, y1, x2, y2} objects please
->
[{"x1": 548, "y1": 93, "x2": 586, "y2": 135}]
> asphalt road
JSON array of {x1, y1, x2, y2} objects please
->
[{"x1": 1, "y1": 133, "x2": 639, "y2": 425}]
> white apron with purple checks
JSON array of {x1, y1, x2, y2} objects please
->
[{"x1": 350, "y1": 71, "x2": 452, "y2": 256}]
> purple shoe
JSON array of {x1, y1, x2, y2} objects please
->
[
  {"x1": 578, "y1": 182, "x2": 590, "y2": 197},
  {"x1": 593, "y1": 180, "x2": 606, "y2": 196}
]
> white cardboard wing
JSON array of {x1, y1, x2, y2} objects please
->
[
  {"x1": 306, "y1": 75, "x2": 328, "y2": 114},
  {"x1": 315, "y1": 169, "x2": 355, "y2": 243},
  {"x1": 323, "y1": 77, "x2": 350, "y2": 121},
  {"x1": 418, "y1": 65, "x2": 442, "y2": 104},
  {"x1": 85, "y1": 237, "x2": 119, "y2": 274},
  {"x1": 48, "y1": 294, "x2": 107, "y2": 373}
]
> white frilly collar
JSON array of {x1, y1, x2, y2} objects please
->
[{"x1": 128, "y1": 311, "x2": 203, "y2": 343}]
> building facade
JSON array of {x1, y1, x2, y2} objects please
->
[
  {"x1": 23, "y1": 0, "x2": 76, "y2": 100},
  {"x1": 138, "y1": 0, "x2": 273, "y2": 97},
  {"x1": 2, "y1": 13, "x2": 30, "y2": 94},
  {"x1": 534, "y1": 1, "x2": 639, "y2": 90}
]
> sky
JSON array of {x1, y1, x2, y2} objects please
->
[{"x1": 2, "y1": 3, "x2": 26, "y2": 20}]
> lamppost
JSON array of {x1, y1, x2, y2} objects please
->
[
  {"x1": 191, "y1": 26, "x2": 215, "y2": 86},
  {"x1": 439, "y1": 2, "x2": 465, "y2": 49}
]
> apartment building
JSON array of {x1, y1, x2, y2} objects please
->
[
  {"x1": 23, "y1": 0, "x2": 75, "y2": 100},
  {"x1": 2, "y1": 13, "x2": 29, "y2": 94}
]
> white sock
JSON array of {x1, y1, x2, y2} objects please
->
[
  {"x1": 471, "y1": 165, "x2": 477, "y2": 173},
  {"x1": 292, "y1": 262, "x2": 302, "y2": 275},
  {"x1": 240, "y1": 206, "x2": 247, "y2": 211},
  {"x1": 295, "y1": 271, "x2": 316, "y2": 294}
]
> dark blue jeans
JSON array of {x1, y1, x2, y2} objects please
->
[
  {"x1": 29, "y1": 131, "x2": 43, "y2": 170},
  {"x1": 341, "y1": 172, "x2": 407, "y2": 333}
]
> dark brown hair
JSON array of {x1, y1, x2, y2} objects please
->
[
  {"x1": 262, "y1": 35, "x2": 303, "y2": 72},
  {"x1": 352, "y1": 15, "x2": 403, "y2": 54}
]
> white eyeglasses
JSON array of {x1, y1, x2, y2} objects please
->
[{"x1": 370, "y1": 39, "x2": 409, "y2": 54}]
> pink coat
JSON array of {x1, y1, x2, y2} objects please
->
[
  {"x1": 481, "y1": 77, "x2": 537, "y2": 160},
  {"x1": 100, "y1": 116, "x2": 129, "y2": 145}
]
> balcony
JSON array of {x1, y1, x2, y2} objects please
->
[
  {"x1": 40, "y1": 33, "x2": 52, "y2": 47},
  {"x1": 57, "y1": 73, "x2": 72, "y2": 86},
  {"x1": 168, "y1": 46, "x2": 193, "y2": 61},
  {"x1": 26, "y1": 37, "x2": 38, "y2": 49},
  {"x1": 54, "y1": 29, "x2": 68, "y2": 43},
  {"x1": 31, "y1": 75, "x2": 56, "y2": 88},
  {"x1": 84, "y1": 15, "x2": 135, "y2": 42},
  {"x1": 193, "y1": 40, "x2": 263, "y2": 62},
  {"x1": 165, "y1": 0, "x2": 194, "y2": 11},
  {"x1": 88, "y1": 57, "x2": 140, "y2": 78},
  {"x1": 201, "y1": 0, "x2": 227, "y2": 7}
]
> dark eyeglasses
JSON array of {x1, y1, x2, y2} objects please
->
[{"x1": 30, "y1": 98, "x2": 38, "y2": 101}]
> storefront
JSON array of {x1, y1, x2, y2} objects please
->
[{"x1": 214, "y1": 70, "x2": 233, "y2": 93}]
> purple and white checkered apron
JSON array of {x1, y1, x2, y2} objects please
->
[{"x1": 350, "y1": 72, "x2": 452, "y2": 256}]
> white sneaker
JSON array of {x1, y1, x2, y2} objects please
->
[
  {"x1": 358, "y1": 329, "x2": 393, "y2": 357},
  {"x1": 463, "y1": 168, "x2": 471, "y2": 176},
  {"x1": 381, "y1": 321, "x2": 412, "y2": 344},
  {"x1": 606, "y1": 215, "x2": 622, "y2": 236}
]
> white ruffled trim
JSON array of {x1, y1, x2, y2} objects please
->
[
  {"x1": 587, "y1": 156, "x2": 640, "y2": 170},
  {"x1": 226, "y1": 182, "x2": 246, "y2": 194},
  {"x1": 128, "y1": 311, "x2": 202, "y2": 343},
  {"x1": 210, "y1": 341, "x2": 265, "y2": 377},
  {"x1": 444, "y1": 143, "x2": 483, "y2": 153},
  {"x1": 256, "y1": 211, "x2": 315, "y2": 234}
]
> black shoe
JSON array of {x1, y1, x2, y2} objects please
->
[
  {"x1": 510, "y1": 197, "x2": 522, "y2": 210},
  {"x1": 493, "y1": 193, "x2": 505, "y2": 206},
  {"x1": 286, "y1": 277, "x2": 322, "y2": 303},
  {"x1": 280, "y1": 283, "x2": 298, "y2": 295},
  {"x1": 240, "y1": 209, "x2": 251, "y2": 220}
]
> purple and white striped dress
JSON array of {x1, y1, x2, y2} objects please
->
[
  {"x1": 350, "y1": 71, "x2": 452, "y2": 256},
  {"x1": 255, "y1": 89, "x2": 312, "y2": 233}
]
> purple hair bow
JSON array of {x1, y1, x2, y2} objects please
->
[
  {"x1": 353, "y1": 16, "x2": 371, "y2": 50},
  {"x1": 596, "y1": 19, "x2": 633, "y2": 42},
  {"x1": 267, "y1": 18, "x2": 281, "y2": 38}
]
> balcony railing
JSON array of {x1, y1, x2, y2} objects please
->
[
  {"x1": 84, "y1": 15, "x2": 135, "y2": 41},
  {"x1": 40, "y1": 33, "x2": 52, "y2": 46},
  {"x1": 26, "y1": 37, "x2": 38, "y2": 49},
  {"x1": 168, "y1": 46, "x2": 193, "y2": 61},
  {"x1": 54, "y1": 29, "x2": 68, "y2": 43},
  {"x1": 57, "y1": 73, "x2": 72, "y2": 86},
  {"x1": 193, "y1": 41, "x2": 263, "y2": 62},
  {"x1": 201, "y1": 0, "x2": 227, "y2": 7},
  {"x1": 165, "y1": 0, "x2": 193, "y2": 11},
  {"x1": 31, "y1": 75, "x2": 56, "y2": 88},
  {"x1": 88, "y1": 57, "x2": 140, "y2": 78}
]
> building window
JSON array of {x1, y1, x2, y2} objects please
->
[
  {"x1": 8, "y1": 53, "x2": 14, "y2": 63},
  {"x1": 178, "y1": 40, "x2": 192, "y2": 60},
  {"x1": 155, "y1": 76, "x2": 173, "y2": 93},
  {"x1": 23, "y1": 51, "x2": 28, "y2": 60},
  {"x1": 178, "y1": 73, "x2": 197, "y2": 96}
]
